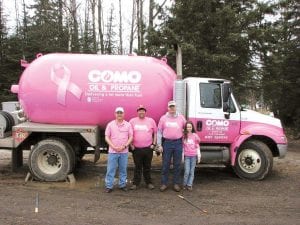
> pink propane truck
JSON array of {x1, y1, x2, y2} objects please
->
[{"x1": 0, "y1": 53, "x2": 287, "y2": 181}]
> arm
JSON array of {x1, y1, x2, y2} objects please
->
[
  {"x1": 105, "y1": 123, "x2": 117, "y2": 151},
  {"x1": 195, "y1": 134, "x2": 201, "y2": 163},
  {"x1": 197, "y1": 146, "x2": 201, "y2": 163},
  {"x1": 105, "y1": 135, "x2": 117, "y2": 150},
  {"x1": 152, "y1": 132, "x2": 157, "y2": 145},
  {"x1": 120, "y1": 123, "x2": 133, "y2": 151},
  {"x1": 156, "y1": 116, "x2": 163, "y2": 146}
]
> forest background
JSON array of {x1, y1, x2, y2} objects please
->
[{"x1": 0, "y1": 0, "x2": 299, "y2": 134}]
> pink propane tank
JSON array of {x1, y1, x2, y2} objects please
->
[{"x1": 11, "y1": 53, "x2": 176, "y2": 127}]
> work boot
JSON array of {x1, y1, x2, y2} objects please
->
[
  {"x1": 104, "y1": 188, "x2": 112, "y2": 193},
  {"x1": 130, "y1": 184, "x2": 137, "y2": 190},
  {"x1": 160, "y1": 184, "x2": 167, "y2": 192},
  {"x1": 119, "y1": 186, "x2": 128, "y2": 192},
  {"x1": 173, "y1": 184, "x2": 181, "y2": 192},
  {"x1": 147, "y1": 183, "x2": 155, "y2": 190}
]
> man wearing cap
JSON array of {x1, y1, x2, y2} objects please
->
[
  {"x1": 129, "y1": 105, "x2": 157, "y2": 190},
  {"x1": 157, "y1": 100, "x2": 186, "y2": 192},
  {"x1": 104, "y1": 107, "x2": 133, "y2": 193}
]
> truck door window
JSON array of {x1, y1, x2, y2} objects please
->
[{"x1": 200, "y1": 83, "x2": 222, "y2": 108}]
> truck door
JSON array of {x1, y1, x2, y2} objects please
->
[{"x1": 190, "y1": 80, "x2": 241, "y2": 144}]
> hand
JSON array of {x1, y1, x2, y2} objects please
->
[
  {"x1": 197, "y1": 156, "x2": 201, "y2": 164},
  {"x1": 157, "y1": 145, "x2": 164, "y2": 153},
  {"x1": 154, "y1": 145, "x2": 163, "y2": 156},
  {"x1": 114, "y1": 145, "x2": 125, "y2": 152}
]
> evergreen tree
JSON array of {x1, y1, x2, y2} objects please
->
[{"x1": 261, "y1": 0, "x2": 300, "y2": 132}]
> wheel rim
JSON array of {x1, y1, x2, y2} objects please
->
[
  {"x1": 37, "y1": 149, "x2": 63, "y2": 175},
  {"x1": 238, "y1": 149, "x2": 261, "y2": 174}
]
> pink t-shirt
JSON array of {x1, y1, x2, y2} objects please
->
[
  {"x1": 158, "y1": 114, "x2": 186, "y2": 140},
  {"x1": 183, "y1": 133, "x2": 200, "y2": 156},
  {"x1": 129, "y1": 117, "x2": 157, "y2": 148},
  {"x1": 105, "y1": 120, "x2": 133, "y2": 153}
]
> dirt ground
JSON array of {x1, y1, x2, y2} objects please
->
[{"x1": 0, "y1": 140, "x2": 299, "y2": 225}]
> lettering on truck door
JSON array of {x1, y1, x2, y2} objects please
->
[{"x1": 192, "y1": 81, "x2": 241, "y2": 144}]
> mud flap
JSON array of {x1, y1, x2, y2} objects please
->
[{"x1": 94, "y1": 146, "x2": 100, "y2": 163}]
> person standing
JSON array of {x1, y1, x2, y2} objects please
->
[
  {"x1": 182, "y1": 121, "x2": 201, "y2": 191},
  {"x1": 129, "y1": 105, "x2": 157, "y2": 190},
  {"x1": 104, "y1": 107, "x2": 133, "y2": 193},
  {"x1": 157, "y1": 100, "x2": 186, "y2": 192}
]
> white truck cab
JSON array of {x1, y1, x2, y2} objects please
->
[{"x1": 175, "y1": 77, "x2": 287, "y2": 180}]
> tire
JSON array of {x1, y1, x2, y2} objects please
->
[
  {"x1": 28, "y1": 138, "x2": 75, "y2": 181},
  {"x1": 233, "y1": 140, "x2": 273, "y2": 180}
]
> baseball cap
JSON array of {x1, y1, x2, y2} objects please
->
[
  {"x1": 168, "y1": 100, "x2": 176, "y2": 107},
  {"x1": 115, "y1": 107, "x2": 124, "y2": 113},
  {"x1": 137, "y1": 105, "x2": 147, "y2": 111}
]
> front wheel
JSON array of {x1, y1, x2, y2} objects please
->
[{"x1": 234, "y1": 140, "x2": 273, "y2": 180}]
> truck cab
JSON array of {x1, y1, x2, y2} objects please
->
[{"x1": 175, "y1": 77, "x2": 287, "y2": 180}]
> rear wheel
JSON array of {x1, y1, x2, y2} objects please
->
[
  {"x1": 234, "y1": 140, "x2": 273, "y2": 180},
  {"x1": 28, "y1": 138, "x2": 75, "y2": 181}
]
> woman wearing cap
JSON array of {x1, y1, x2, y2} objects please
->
[
  {"x1": 104, "y1": 107, "x2": 133, "y2": 193},
  {"x1": 157, "y1": 100, "x2": 186, "y2": 192},
  {"x1": 129, "y1": 105, "x2": 157, "y2": 190}
]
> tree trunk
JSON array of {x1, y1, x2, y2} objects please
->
[
  {"x1": 0, "y1": 0, "x2": 4, "y2": 64},
  {"x1": 149, "y1": 0, "x2": 154, "y2": 29},
  {"x1": 21, "y1": 0, "x2": 28, "y2": 56},
  {"x1": 140, "y1": 0, "x2": 144, "y2": 54},
  {"x1": 90, "y1": 0, "x2": 97, "y2": 53},
  {"x1": 136, "y1": 0, "x2": 140, "y2": 53},
  {"x1": 58, "y1": 0, "x2": 64, "y2": 49},
  {"x1": 14, "y1": 0, "x2": 20, "y2": 34},
  {"x1": 70, "y1": 0, "x2": 79, "y2": 52},
  {"x1": 105, "y1": 5, "x2": 114, "y2": 54},
  {"x1": 118, "y1": 0, "x2": 123, "y2": 54},
  {"x1": 98, "y1": 0, "x2": 104, "y2": 54},
  {"x1": 83, "y1": 0, "x2": 90, "y2": 52},
  {"x1": 129, "y1": 0, "x2": 135, "y2": 54}
]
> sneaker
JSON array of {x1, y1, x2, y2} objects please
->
[
  {"x1": 183, "y1": 185, "x2": 187, "y2": 190},
  {"x1": 119, "y1": 186, "x2": 128, "y2": 192},
  {"x1": 187, "y1": 186, "x2": 192, "y2": 191},
  {"x1": 130, "y1": 185, "x2": 137, "y2": 190},
  {"x1": 173, "y1": 184, "x2": 181, "y2": 192},
  {"x1": 147, "y1": 183, "x2": 155, "y2": 190},
  {"x1": 104, "y1": 188, "x2": 112, "y2": 193},
  {"x1": 160, "y1": 184, "x2": 168, "y2": 192}
]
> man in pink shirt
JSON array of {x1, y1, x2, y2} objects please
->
[
  {"x1": 104, "y1": 107, "x2": 133, "y2": 193},
  {"x1": 129, "y1": 105, "x2": 157, "y2": 190},
  {"x1": 157, "y1": 100, "x2": 186, "y2": 192}
]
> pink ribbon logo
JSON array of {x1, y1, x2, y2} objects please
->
[{"x1": 51, "y1": 64, "x2": 82, "y2": 105}]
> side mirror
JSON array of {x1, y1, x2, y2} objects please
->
[
  {"x1": 223, "y1": 102, "x2": 229, "y2": 112},
  {"x1": 222, "y1": 83, "x2": 231, "y2": 103}
]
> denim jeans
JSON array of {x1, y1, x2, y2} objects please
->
[
  {"x1": 161, "y1": 138, "x2": 183, "y2": 185},
  {"x1": 105, "y1": 153, "x2": 128, "y2": 189},
  {"x1": 183, "y1": 156, "x2": 197, "y2": 187}
]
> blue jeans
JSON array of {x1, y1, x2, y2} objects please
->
[
  {"x1": 161, "y1": 139, "x2": 182, "y2": 185},
  {"x1": 183, "y1": 156, "x2": 197, "y2": 187},
  {"x1": 105, "y1": 153, "x2": 128, "y2": 189}
]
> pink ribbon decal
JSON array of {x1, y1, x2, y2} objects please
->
[{"x1": 51, "y1": 64, "x2": 82, "y2": 105}]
